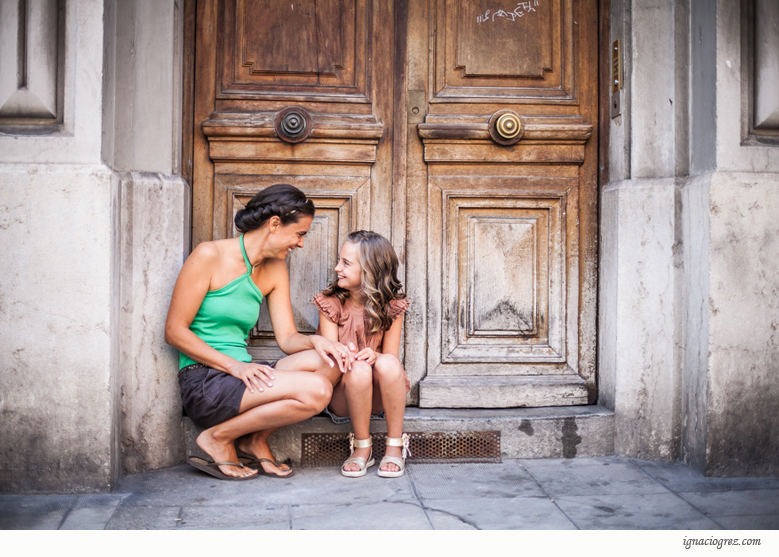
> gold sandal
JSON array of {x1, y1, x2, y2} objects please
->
[
  {"x1": 341, "y1": 432, "x2": 375, "y2": 478},
  {"x1": 378, "y1": 433, "x2": 411, "y2": 478}
]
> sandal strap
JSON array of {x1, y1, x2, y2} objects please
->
[
  {"x1": 379, "y1": 456, "x2": 406, "y2": 471},
  {"x1": 385, "y1": 433, "x2": 411, "y2": 459},
  {"x1": 343, "y1": 456, "x2": 370, "y2": 468},
  {"x1": 348, "y1": 432, "x2": 372, "y2": 453},
  {"x1": 209, "y1": 461, "x2": 244, "y2": 468}
]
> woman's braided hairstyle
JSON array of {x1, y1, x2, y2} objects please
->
[{"x1": 234, "y1": 184, "x2": 315, "y2": 233}]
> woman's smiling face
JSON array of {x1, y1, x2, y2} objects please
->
[
  {"x1": 273, "y1": 215, "x2": 313, "y2": 258},
  {"x1": 334, "y1": 241, "x2": 362, "y2": 291}
]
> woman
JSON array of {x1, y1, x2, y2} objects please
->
[{"x1": 165, "y1": 184, "x2": 352, "y2": 480}]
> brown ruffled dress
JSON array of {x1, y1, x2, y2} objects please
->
[{"x1": 313, "y1": 293, "x2": 410, "y2": 351}]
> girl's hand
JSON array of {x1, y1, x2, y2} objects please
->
[
  {"x1": 311, "y1": 335, "x2": 353, "y2": 373},
  {"x1": 354, "y1": 347, "x2": 377, "y2": 366},
  {"x1": 228, "y1": 361, "x2": 275, "y2": 394}
]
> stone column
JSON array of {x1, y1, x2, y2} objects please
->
[
  {"x1": 681, "y1": 0, "x2": 779, "y2": 476},
  {"x1": 103, "y1": 0, "x2": 189, "y2": 476},
  {"x1": 599, "y1": 0, "x2": 686, "y2": 461},
  {"x1": 0, "y1": 0, "x2": 121, "y2": 492}
]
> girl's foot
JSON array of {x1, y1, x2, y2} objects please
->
[
  {"x1": 377, "y1": 434, "x2": 410, "y2": 478},
  {"x1": 379, "y1": 445, "x2": 403, "y2": 473},
  {"x1": 343, "y1": 446, "x2": 372, "y2": 473},
  {"x1": 341, "y1": 434, "x2": 375, "y2": 477}
]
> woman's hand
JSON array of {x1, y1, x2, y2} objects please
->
[
  {"x1": 310, "y1": 335, "x2": 353, "y2": 373},
  {"x1": 228, "y1": 361, "x2": 276, "y2": 394},
  {"x1": 354, "y1": 346, "x2": 378, "y2": 366}
]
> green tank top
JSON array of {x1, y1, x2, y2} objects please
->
[{"x1": 179, "y1": 235, "x2": 264, "y2": 370}]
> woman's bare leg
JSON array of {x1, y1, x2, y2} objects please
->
[
  {"x1": 373, "y1": 354, "x2": 407, "y2": 473},
  {"x1": 275, "y1": 349, "x2": 344, "y2": 386},
  {"x1": 196, "y1": 370, "x2": 332, "y2": 478},
  {"x1": 328, "y1": 361, "x2": 374, "y2": 472},
  {"x1": 235, "y1": 428, "x2": 290, "y2": 474},
  {"x1": 234, "y1": 350, "x2": 342, "y2": 475}
]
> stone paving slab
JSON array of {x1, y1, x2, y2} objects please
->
[
  {"x1": 3, "y1": 457, "x2": 779, "y2": 530},
  {"x1": 422, "y1": 496, "x2": 576, "y2": 530},
  {"x1": 713, "y1": 515, "x2": 779, "y2": 529},
  {"x1": 678, "y1": 489, "x2": 779, "y2": 517},
  {"x1": 290, "y1": 501, "x2": 432, "y2": 529},
  {"x1": 260, "y1": 465, "x2": 417, "y2": 506},
  {"x1": 105, "y1": 505, "x2": 182, "y2": 530},
  {"x1": 634, "y1": 459, "x2": 779, "y2": 493},
  {"x1": 0, "y1": 495, "x2": 76, "y2": 530},
  {"x1": 179, "y1": 505, "x2": 291, "y2": 529},
  {"x1": 520, "y1": 457, "x2": 669, "y2": 497},
  {"x1": 553, "y1": 492, "x2": 722, "y2": 530},
  {"x1": 408, "y1": 460, "x2": 545, "y2": 500},
  {"x1": 59, "y1": 495, "x2": 125, "y2": 530}
]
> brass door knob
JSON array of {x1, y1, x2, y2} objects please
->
[
  {"x1": 489, "y1": 110, "x2": 524, "y2": 145},
  {"x1": 496, "y1": 113, "x2": 521, "y2": 139}
]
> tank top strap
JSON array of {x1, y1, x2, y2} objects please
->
[{"x1": 239, "y1": 235, "x2": 252, "y2": 272}]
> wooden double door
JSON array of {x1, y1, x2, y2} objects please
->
[{"x1": 191, "y1": 0, "x2": 599, "y2": 408}]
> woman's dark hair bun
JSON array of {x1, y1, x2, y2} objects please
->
[{"x1": 234, "y1": 184, "x2": 315, "y2": 233}]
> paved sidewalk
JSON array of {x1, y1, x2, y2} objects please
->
[{"x1": 1, "y1": 456, "x2": 778, "y2": 530}]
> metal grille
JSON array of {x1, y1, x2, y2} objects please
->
[{"x1": 301, "y1": 431, "x2": 501, "y2": 467}]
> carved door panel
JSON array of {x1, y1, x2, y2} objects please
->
[
  {"x1": 406, "y1": 0, "x2": 599, "y2": 407},
  {"x1": 191, "y1": 0, "x2": 599, "y2": 404},
  {"x1": 192, "y1": 0, "x2": 397, "y2": 360}
]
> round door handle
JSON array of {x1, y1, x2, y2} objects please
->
[
  {"x1": 275, "y1": 107, "x2": 313, "y2": 143},
  {"x1": 281, "y1": 112, "x2": 306, "y2": 137},
  {"x1": 489, "y1": 110, "x2": 524, "y2": 145}
]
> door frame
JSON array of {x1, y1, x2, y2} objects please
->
[{"x1": 178, "y1": 0, "x2": 612, "y2": 405}]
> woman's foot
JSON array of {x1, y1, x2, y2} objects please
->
[
  {"x1": 236, "y1": 433, "x2": 292, "y2": 477},
  {"x1": 196, "y1": 429, "x2": 258, "y2": 479}
]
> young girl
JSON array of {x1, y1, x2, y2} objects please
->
[{"x1": 314, "y1": 231, "x2": 411, "y2": 478}]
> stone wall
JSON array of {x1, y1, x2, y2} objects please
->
[
  {"x1": 0, "y1": 0, "x2": 187, "y2": 492},
  {"x1": 603, "y1": 0, "x2": 779, "y2": 476}
]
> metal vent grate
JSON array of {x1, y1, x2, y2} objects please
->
[{"x1": 301, "y1": 431, "x2": 501, "y2": 467}]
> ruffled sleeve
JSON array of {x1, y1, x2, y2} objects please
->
[
  {"x1": 388, "y1": 297, "x2": 410, "y2": 321},
  {"x1": 313, "y1": 293, "x2": 342, "y2": 324}
]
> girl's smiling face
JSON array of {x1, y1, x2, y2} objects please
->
[{"x1": 334, "y1": 242, "x2": 362, "y2": 292}]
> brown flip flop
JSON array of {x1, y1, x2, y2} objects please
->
[
  {"x1": 237, "y1": 453, "x2": 294, "y2": 478},
  {"x1": 186, "y1": 455, "x2": 259, "y2": 481}
]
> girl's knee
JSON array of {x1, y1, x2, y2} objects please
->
[
  {"x1": 374, "y1": 354, "x2": 404, "y2": 381},
  {"x1": 344, "y1": 360, "x2": 373, "y2": 389}
]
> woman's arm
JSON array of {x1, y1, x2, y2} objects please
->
[
  {"x1": 164, "y1": 243, "x2": 273, "y2": 392},
  {"x1": 262, "y1": 260, "x2": 352, "y2": 371}
]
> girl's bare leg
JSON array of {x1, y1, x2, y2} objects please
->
[
  {"x1": 196, "y1": 370, "x2": 332, "y2": 478},
  {"x1": 328, "y1": 361, "x2": 374, "y2": 472},
  {"x1": 373, "y1": 354, "x2": 408, "y2": 473}
]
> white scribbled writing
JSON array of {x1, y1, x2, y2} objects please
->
[{"x1": 476, "y1": 0, "x2": 540, "y2": 23}]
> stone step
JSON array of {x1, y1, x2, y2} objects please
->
[
  {"x1": 183, "y1": 405, "x2": 614, "y2": 465},
  {"x1": 418, "y1": 375, "x2": 590, "y2": 408}
]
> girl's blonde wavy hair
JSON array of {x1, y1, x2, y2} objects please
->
[{"x1": 322, "y1": 231, "x2": 406, "y2": 334}]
